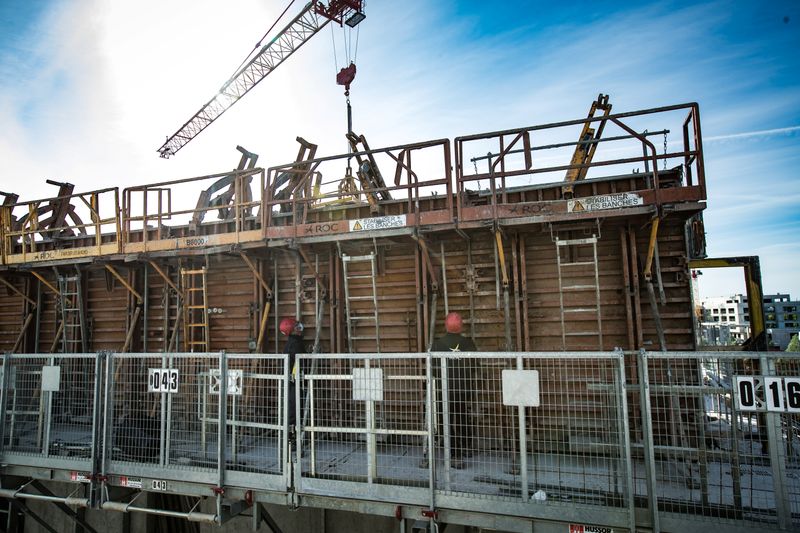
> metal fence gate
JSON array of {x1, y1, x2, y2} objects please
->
[{"x1": 0, "y1": 350, "x2": 798, "y2": 532}]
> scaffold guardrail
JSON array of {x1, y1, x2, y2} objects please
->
[{"x1": 1, "y1": 350, "x2": 797, "y2": 532}]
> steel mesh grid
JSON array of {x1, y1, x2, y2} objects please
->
[
  {"x1": 641, "y1": 352, "x2": 800, "y2": 528},
  {"x1": 2, "y1": 354, "x2": 97, "y2": 462},
  {"x1": 431, "y1": 353, "x2": 628, "y2": 507},
  {"x1": 296, "y1": 354, "x2": 429, "y2": 487},
  {"x1": 109, "y1": 353, "x2": 222, "y2": 474},
  {"x1": 108, "y1": 353, "x2": 289, "y2": 479},
  {"x1": 220, "y1": 354, "x2": 286, "y2": 475}
]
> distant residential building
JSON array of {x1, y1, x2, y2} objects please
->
[
  {"x1": 699, "y1": 294, "x2": 750, "y2": 345},
  {"x1": 698, "y1": 293, "x2": 800, "y2": 350},
  {"x1": 763, "y1": 293, "x2": 800, "y2": 350}
]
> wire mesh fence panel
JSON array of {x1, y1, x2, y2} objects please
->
[
  {"x1": 220, "y1": 354, "x2": 287, "y2": 478},
  {"x1": 296, "y1": 354, "x2": 430, "y2": 496},
  {"x1": 431, "y1": 353, "x2": 630, "y2": 509},
  {"x1": 1, "y1": 354, "x2": 97, "y2": 468},
  {"x1": 106, "y1": 353, "x2": 221, "y2": 483},
  {"x1": 641, "y1": 352, "x2": 800, "y2": 530},
  {"x1": 769, "y1": 355, "x2": 800, "y2": 529}
]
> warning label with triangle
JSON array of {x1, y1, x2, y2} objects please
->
[
  {"x1": 568, "y1": 193, "x2": 642, "y2": 213},
  {"x1": 349, "y1": 215, "x2": 407, "y2": 232}
]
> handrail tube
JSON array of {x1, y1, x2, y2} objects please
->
[
  {"x1": 469, "y1": 129, "x2": 671, "y2": 163},
  {"x1": 0, "y1": 489, "x2": 89, "y2": 507},
  {"x1": 3, "y1": 188, "x2": 118, "y2": 210},
  {"x1": 455, "y1": 102, "x2": 697, "y2": 143},
  {"x1": 101, "y1": 501, "x2": 220, "y2": 523},
  {"x1": 461, "y1": 152, "x2": 693, "y2": 184}
]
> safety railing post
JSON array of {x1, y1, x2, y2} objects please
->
[
  {"x1": 637, "y1": 350, "x2": 659, "y2": 533},
  {"x1": 615, "y1": 349, "x2": 635, "y2": 533},
  {"x1": 440, "y1": 355, "x2": 452, "y2": 491},
  {"x1": 760, "y1": 354, "x2": 790, "y2": 530},
  {"x1": 0, "y1": 353, "x2": 10, "y2": 456},
  {"x1": 516, "y1": 355, "x2": 528, "y2": 501},
  {"x1": 101, "y1": 351, "x2": 115, "y2": 507},
  {"x1": 89, "y1": 350, "x2": 105, "y2": 508},
  {"x1": 216, "y1": 351, "x2": 227, "y2": 504},
  {"x1": 425, "y1": 352, "x2": 436, "y2": 518}
]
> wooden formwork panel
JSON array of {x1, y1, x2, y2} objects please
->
[
  {"x1": 0, "y1": 276, "x2": 27, "y2": 352},
  {"x1": 86, "y1": 268, "x2": 130, "y2": 351}
]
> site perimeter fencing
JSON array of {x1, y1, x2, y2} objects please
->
[{"x1": 0, "y1": 350, "x2": 798, "y2": 532}]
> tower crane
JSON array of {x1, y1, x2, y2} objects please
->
[{"x1": 157, "y1": 0, "x2": 365, "y2": 158}]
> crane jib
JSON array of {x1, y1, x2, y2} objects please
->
[{"x1": 157, "y1": 0, "x2": 364, "y2": 159}]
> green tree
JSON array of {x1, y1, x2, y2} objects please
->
[{"x1": 788, "y1": 334, "x2": 800, "y2": 352}]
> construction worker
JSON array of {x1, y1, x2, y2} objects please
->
[
  {"x1": 431, "y1": 312, "x2": 477, "y2": 469},
  {"x1": 279, "y1": 317, "x2": 306, "y2": 437}
]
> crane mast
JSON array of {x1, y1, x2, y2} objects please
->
[{"x1": 158, "y1": 0, "x2": 364, "y2": 158}]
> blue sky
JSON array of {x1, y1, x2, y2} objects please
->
[{"x1": 0, "y1": 0, "x2": 798, "y2": 299}]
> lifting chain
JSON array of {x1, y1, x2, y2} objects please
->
[{"x1": 663, "y1": 131, "x2": 668, "y2": 171}]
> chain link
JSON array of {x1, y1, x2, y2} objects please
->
[{"x1": 663, "y1": 131, "x2": 668, "y2": 170}]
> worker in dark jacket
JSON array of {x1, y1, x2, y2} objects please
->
[
  {"x1": 431, "y1": 312, "x2": 477, "y2": 469},
  {"x1": 279, "y1": 317, "x2": 305, "y2": 432}
]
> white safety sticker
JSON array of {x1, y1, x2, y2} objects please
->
[
  {"x1": 209, "y1": 369, "x2": 243, "y2": 396},
  {"x1": 70, "y1": 472, "x2": 91, "y2": 483},
  {"x1": 148, "y1": 368, "x2": 179, "y2": 393},
  {"x1": 349, "y1": 214, "x2": 406, "y2": 232},
  {"x1": 567, "y1": 193, "x2": 643, "y2": 213},
  {"x1": 119, "y1": 476, "x2": 143, "y2": 489}
]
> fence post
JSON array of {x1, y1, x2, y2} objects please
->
[
  {"x1": 89, "y1": 351, "x2": 105, "y2": 508},
  {"x1": 615, "y1": 349, "x2": 635, "y2": 533},
  {"x1": 637, "y1": 350, "x2": 660, "y2": 533},
  {"x1": 217, "y1": 350, "x2": 227, "y2": 510},
  {"x1": 0, "y1": 353, "x2": 10, "y2": 456},
  {"x1": 101, "y1": 351, "x2": 115, "y2": 503},
  {"x1": 425, "y1": 352, "x2": 437, "y2": 519},
  {"x1": 760, "y1": 354, "x2": 790, "y2": 530}
]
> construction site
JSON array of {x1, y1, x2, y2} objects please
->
[{"x1": 0, "y1": 1, "x2": 798, "y2": 533}]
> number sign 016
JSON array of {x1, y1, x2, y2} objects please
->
[
  {"x1": 735, "y1": 376, "x2": 800, "y2": 413},
  {"x1": 148, "y1": 368, "x2": 179, "y2": 393}
]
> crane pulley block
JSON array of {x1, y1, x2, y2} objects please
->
[{"x1": 337, "y1": 63, "x2": 357, "y2": 94}]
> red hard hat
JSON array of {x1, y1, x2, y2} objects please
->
[
  {"x1": 444, "y1": 312, "x2": 463, "y2": 334},
  {"x1": 279, "y1": 317, "x2": 298, "y2": 336}
]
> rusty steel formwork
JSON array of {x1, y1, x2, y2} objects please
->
[
  {"x1": 0, "y1": 100, "x2": 707, "y2": 358},
  {"x1": 0, "y1": 100, "x2": 744, "y2": 530}
]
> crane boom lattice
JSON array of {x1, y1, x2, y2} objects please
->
[{"x1": 158, "y1": 1, "x2": 361, "y2": 158}]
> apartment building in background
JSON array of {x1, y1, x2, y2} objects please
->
[{"x1": 699, "y1": 292, "x2": 800, "y2": 349}]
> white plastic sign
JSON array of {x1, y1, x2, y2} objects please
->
[{"x1": 148, "y1": 368, "x2": 179, "y2": 393}]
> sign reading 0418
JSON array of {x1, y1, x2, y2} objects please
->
[{"x1": 148, "y1": 368, "x2": 179, "y2": 393}]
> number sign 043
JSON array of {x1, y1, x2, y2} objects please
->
[
  {"x1": 148, "y1": 368, "x2": 179, "y2": 393},
  {"x1": 735, "y1": 376, "x2": 800, "y2": 413}
]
